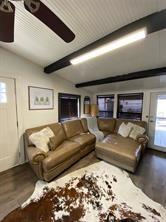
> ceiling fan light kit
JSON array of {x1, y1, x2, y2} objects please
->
[
  {"x1": 0, "y1": 0, "x2": 75, "y2": 43},
  {"x1": 70, "y1": 28, "x2": 146, "y2": 65}
]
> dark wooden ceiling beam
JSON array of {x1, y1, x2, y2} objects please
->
[
  {"x1": 75, "y1": 67, "x2": 166, "y2": 88},
  {"x1": 44, "y1": 9, "x2": 166, "y2": 74}
]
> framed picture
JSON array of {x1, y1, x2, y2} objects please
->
[{"x1": 28, "y1": 86, "x2": 54, "y2": 110}]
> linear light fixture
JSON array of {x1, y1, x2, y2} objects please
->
[{"x1": 70, "y1": 29, "x2": 146, "y2": 65}]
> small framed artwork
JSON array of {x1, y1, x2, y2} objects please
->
[{"x1": 28, "y1": 86, "x2": 54, "y2": 110}]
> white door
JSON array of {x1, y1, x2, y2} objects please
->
[
  {"x1": 148, "y1": 92, "x2": 166, "y2": 152},
  {"x1": 0, "y1": 78, "x2": 19, "y2": 172}
]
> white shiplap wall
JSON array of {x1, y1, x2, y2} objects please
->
[{"x1": 0, "y1": 47, "x2": 91, "y2": 164}]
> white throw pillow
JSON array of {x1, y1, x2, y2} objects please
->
[
  {"x1": 40, "y1": 127, "x2": 54, "y2": 138},
  {"x1": 118, "y1": 122, "x2": 133, "y2": 138},
  {"x1": 129, "y1": 124, "x2": 145, "y2": 140},
  {"x1": 29, "y1": 127, "x2": 54, "y2": 152},
  {"x1": 127, "y1": 122, "x2": 135, "y2": 129}
]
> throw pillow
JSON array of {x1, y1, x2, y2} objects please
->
[
  {"x1": 29, "y1": 127, "x2": 54, "y2": 152},
  {"x1": 48, "y1": 136, "x2": 56, "y2": 151},
  {"x1": 48, "y1": 136, "x2": 63, "y2": 151},
  {"x1": 40, "y1": 127, "x2": 54, "y2": 138},
  {"x1": 118, "y1": 122, "x2": 133, "y2": 138},
  {"x1": 129, "y1": 124, "x2": 145, "y2": 140}
]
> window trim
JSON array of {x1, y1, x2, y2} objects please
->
[
  {"x1": 117, "y1": 92, "x2": 144, "y2": 120},
  {"x1": 58, "y1": 93, "x2": 81, "y2": 122},
  {"x1": 97, "y1": 94, "x2": 114, "y2": 118}
]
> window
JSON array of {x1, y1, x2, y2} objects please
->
[
  {"x1": 97, "y1": 95, "x2": 114, "y2": 118},
  {"x1": 0, "y1": 82, "x2": 7, "y2": 103},
  {"x1": 117, "y1": 93, "x2": 143, "y2": 120},
  {"x1": 58, "y1": 93, "x2": 81, "y2": 122}
]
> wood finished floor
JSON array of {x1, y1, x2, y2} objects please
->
[{"x1": 0, "y1": 149, "x2": 166, "y2": 220}]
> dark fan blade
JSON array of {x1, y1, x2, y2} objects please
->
[
  {"x1": 24, "y1": 0, "x2": 75, "y2": 43},
  {"x1": 0, "y1": 0, "x2": 15, "y2": 42}
]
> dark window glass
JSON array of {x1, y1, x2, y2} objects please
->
[
  {"x1": 117, "y1": 93, "x2": 143, "y2": 120},
  {"x1": 58, "y1": 93, "x2": 81, "y2": 122},
  {"x1": 97, "y1": 95, "x2": 114, "y2": 118}
]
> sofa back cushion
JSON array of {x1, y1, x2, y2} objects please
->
[
  {"x1": 62, "y1": 119, "x2": 84, "y2": 138},
  {"x1": 115, "y1": 119, "x2": 147, "y2": 134},
  {"x1": 80, "y1": 118, "x2": 89, "y2": 133},
  {"x1": 98, "y1": 118, "x2": 116, "y2": 133},
  {"x1": 25, "y1": 123, "x2": 66, "y2": 146}
]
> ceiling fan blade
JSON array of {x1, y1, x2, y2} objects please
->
[
  {"x1": 0, "y1": 0, "x2": 15, "y2": 42},
  {"x1": 24, "y1": 0, "x2": 75, "y2": 43}
]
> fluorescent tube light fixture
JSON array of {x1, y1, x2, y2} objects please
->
[{"x1": 70, "y1": 29, "x2": 146, "y2": 65}]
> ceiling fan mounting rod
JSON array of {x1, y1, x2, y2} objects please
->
[
  {"x1": 0, "y1": 0, "x2": 40, "y2": 13},
  {"x1": 24, "y1": 0, "x2": 40, "y2": 13},
  {"x1": 0, "y1": 0, "x2": 75, "y2": 43},
  {"x1": 0, "y1": 0, "x2": 13, "y2": 12}
]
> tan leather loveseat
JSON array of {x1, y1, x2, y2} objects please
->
[
  {"x1": 24, "y1": 119, "x2": 95, "y2": 181},
  {"x1": 96, "y1": 118, "x2": 149, "y2": 172}
]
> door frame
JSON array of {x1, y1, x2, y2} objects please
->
[{"x1": 148, "y1": 91, "x2": 166, "y2": 152}]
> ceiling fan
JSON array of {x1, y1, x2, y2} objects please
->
[{"x1": 0, "y1": 0, "x2": 75, "y2": 43}]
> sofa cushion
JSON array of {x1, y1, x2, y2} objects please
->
[
  {"x1": 48, "y1": 123, "x2": 66, "y2": 150},
  {"x1": 118, "y1": 122, "x2": 133, "y2": 138},
  {"x1": 70, "y1": 133, "x2": 96, "y2": 146},
  {"x1": 98, "y1": 118, "x2": 116, "y2": 133},
  {"x1": 25, "y1": 123, "x2": 66, "y2": 146},
  {"x1": 114, "y1": 119, "x2": 147, "y2": 133},
  {"x1": 96, "y1": 134, "x2": 142, "y2": 169},
  {"x1": 102, "y1": 131, "x2": 111, "y2": 137},
  {"x1": 80, "y1": 118, "x2": 89, "y2": 133},
  {"x1": 42, "y1": 141, "x2": 80, "y2": 172},
  {"x1": 103, "y1": 134, "x2": 141, "y2": 150},
  {"x1": 62, "y1": 119, "x2": 84, "y2": 138},
  {"x1": 129, "y1": 124, "x2": 145, "y2": 140},
  {"x1": 48, "y1": 136, "x2": 60, "y2": 151}
]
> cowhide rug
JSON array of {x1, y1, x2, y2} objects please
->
[{"x1": 1, "y1": 161, "x2": 166, "y2": 222}]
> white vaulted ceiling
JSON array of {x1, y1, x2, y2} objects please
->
[{"x1": 0, "y1": 0, "x2": 166, "y2": 92}]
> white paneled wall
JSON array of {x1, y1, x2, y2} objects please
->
[{"x1": 0, "y1": 47, "x2": 91, "y2": 164}]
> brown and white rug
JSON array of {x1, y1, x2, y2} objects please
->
[{"x1": 2, "y1": 161, "x2": 166, "y2": 222}]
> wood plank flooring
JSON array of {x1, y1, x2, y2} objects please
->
[{"x1": 0, "y1": 149, "x2": 166, "y2": 221}]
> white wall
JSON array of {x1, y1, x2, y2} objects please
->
[
  {"x1": 93, "y1": 88, "x2": 166, "y2": 122},
  {"x1": 0, "y1": 47, "x2": 92, "y2": 164}
]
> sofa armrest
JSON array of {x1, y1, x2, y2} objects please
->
[
  {"x1": 136, "y1": 134, "x2": 149, "y2": 145},
  {"x1": 136, "y1": 134, "x2": 149, "y2": 154},
  {"x1": 26, "y1": 146, "x2": 47, "y2": 164}
]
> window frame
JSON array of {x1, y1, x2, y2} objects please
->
[
  {"x1": 97, "y1": 94, "x2": 114, "y2": 118},
  {"x1": 117, "y1": 92, "x2": 144, "y2": 120},
  {"x1": 58, "y1": 93, "x2": 81, "y2": 122}
]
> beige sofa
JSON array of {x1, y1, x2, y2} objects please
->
[
  {"x1": 96, "y1": 118, "x2": 149, "y2": 172},
  {"x1": 24, "y1": 118, "x2": 148, "y2": 181},
  {"x1": 24, "y1": 119, "x2": 95, "y2": 181}
]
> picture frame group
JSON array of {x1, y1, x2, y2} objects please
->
[{"x1": 28, "y1": 86, "x2": 54, "y2": 110}]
